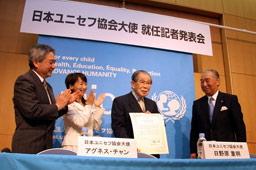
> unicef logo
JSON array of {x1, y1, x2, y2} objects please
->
[{"x1": 152, "y1": 90, "x2": 186, "y2": 123}]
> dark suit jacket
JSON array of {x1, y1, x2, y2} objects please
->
[
  {"x1": 190, "y1": 91, "x2": 246, "y2": 154},
  {"x1": 111, "y1": 92, "x2": 159, "y2": 138},
  {"x1": 12, "y1": 70, "x2": 67, "y2": 154},
  {"x1": 111, "y1": 92, "x2": 160, "y2": 158}
]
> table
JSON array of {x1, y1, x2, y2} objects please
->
[{"x1": 1, "y1": 153, "x2": 256, "y2": 170}]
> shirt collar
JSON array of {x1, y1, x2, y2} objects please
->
[
  {"x1": 208, "y1": 90, "x2": 219, "y2": 101},
  {"x1": 32, "y1": 69, "x2": 44, "y2": 83},
  {"x1": 132, "y1": 90, "x2": 144, "y2": 101}
]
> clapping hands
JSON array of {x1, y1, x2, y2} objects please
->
[
  {"x1": 55, "y1": 89, "x2": 80, "y2": 110},
  {"x1": 86, "y1": 90, "x2": 105, "y2": 107},
  {"x1": 94, "y1": 93, "x2": 105, "y2": 107}
]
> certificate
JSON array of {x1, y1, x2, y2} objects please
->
[{"x1": 129, "y1": 113, "x2": 169, "y2": 154}]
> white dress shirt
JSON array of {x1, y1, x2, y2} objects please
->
[{"x1": 208, "y1": 90, "x2": 219, "y2": 106}]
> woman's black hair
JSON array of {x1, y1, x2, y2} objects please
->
[{"x1": 65, "y1": 73, "x2": 87, "y2": 105}]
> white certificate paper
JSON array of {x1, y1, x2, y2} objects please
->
[{"x1": 129, "y1": 113, "x2": 169, "y2": 154}]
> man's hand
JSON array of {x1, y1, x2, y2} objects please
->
[
  {"x1": 145, "y1": 111, "x2": 151, "y2": 114},
  {"x1": 55, "y1": 89, "x2": 71, "y2": 111},
  {"x1": 190, "y1": 153, "x2": 197, "y2": 159},
  {"x1": 68, "y1": 90, "x2": 80, "y2": 104}
]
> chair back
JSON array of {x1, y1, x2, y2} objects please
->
[
  {"x1": 137, "y1": 152, "x2": 157, "y2": 159},
  {"x1": 37, "y1": 148, "x2": 77, "y2": 155}
]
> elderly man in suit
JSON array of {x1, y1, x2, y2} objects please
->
[
  {"x1": 12, "y1": 44, "x2": 79, "y2": 154},
  {"x1": 190, "y1": 69, "x2": 246, "y2": 159},
  {"x1": 111, "y1": 70, "x2": 159, "y2": 158}
]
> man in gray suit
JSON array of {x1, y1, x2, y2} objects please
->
[
  {"x1": 190, "y1": 69, "x2": 246, "y2": 159},
  {"x1": 12, "y1": 44, "x2": 79, "y2": 154}
]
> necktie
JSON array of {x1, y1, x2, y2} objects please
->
[
  {"x1": 209, "y1": 97, "x2": 214, "y2": 123},
  {"x1": 43, "y1": 80, "x2": 48, "y2": 91},
  {"x1": 43, "y1": 80, "x2": 52, "y2": 104},
  {"x1": 138, "y1": 98, "x2": 146, "y2": 112}
]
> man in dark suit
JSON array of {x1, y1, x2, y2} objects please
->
[
  {"x1": 190, "y1": 69, "x2": 246, "y2": 159},
  {"x1": 111, "y1": 70, "x2": 159, "y2": 157},
  {"x1": 12, "y1": 44, "x2": 79, "y2": 154}
]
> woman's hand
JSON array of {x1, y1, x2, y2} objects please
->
[
  {"x1": 94, "y1": 93, "x2": 106, "y2": 107},
  {"x1": 86, "y1": 90, "x2": 95, "y2": 105}
]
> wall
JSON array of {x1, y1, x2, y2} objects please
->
[{"x1": 0, "y1": 0, "x2": 255, "y2": 154}]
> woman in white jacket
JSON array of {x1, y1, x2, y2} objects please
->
[{"x1": 62, "y1": 73, "x2": 105, "y2": 153}]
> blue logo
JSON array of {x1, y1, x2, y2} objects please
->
[{"x1": 153, "y1": 90, "x2": 186, "y2": 123}]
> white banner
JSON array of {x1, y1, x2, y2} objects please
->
[{"x1": 21, "y1": 0, "x2": 212, "y2": 56}]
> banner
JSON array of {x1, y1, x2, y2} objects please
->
[
  {"x1": 22, "y1": 0, "x2": 212, "y2": 56},
  {"x1": 38, "y1": 35, "x2": 195, "y2": 158}
]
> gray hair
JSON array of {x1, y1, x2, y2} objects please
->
[
  {"x1": 28, "y1": 44, "x2": 55, "y2": 68},
  {"x1": 132, "y1": 70, "x2": 152, "y2": 83},
  {"x1": 202, "y1": 69, "x2": 220, "y2": 80}
]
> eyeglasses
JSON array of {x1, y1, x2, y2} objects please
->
[{"x1": 136, "y1": 80, "x2": 152, "y2": 86}]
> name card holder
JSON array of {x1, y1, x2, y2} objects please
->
[
  {"x1": 202, "y1": 141, "x2": 250, "y2": 159},
  {"x1": 77, "y1": 136, "x2": 137, "y2": 158}
]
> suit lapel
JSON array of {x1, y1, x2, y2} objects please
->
[
  {"x1": 128, "y1": 92, "x2": 143, "y2": 112},
  {"x1": 47, "y1": 83, "x2": 55, "y2": 104},
  {"x1": 144, "y1": 98, "x2": 153, "y2": 113},
  {"x1": 29, "y1": 70, "x2": 51, "y2": 104},
  {"x1": 201, "y1": 96, "x2": 211, "y2": 124},
  {"x1": 212, "y1": 92, "x2": 224, "y2": 124}
]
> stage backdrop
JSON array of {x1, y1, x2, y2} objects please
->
[{"x1": 38, "y1": 35, "x2": 195, "y2": 159}]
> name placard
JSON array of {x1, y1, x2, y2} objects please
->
[
  {"x1": 77, "y1": 136, "x2": 137, "y2": 158},
  {"x1": 203, "y1": 141, "x2": 250, "y2": 159}
]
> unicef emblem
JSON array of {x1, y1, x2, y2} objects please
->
[{"x1": 152, "y1": 90, "x2": 186, "y2": 123}]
